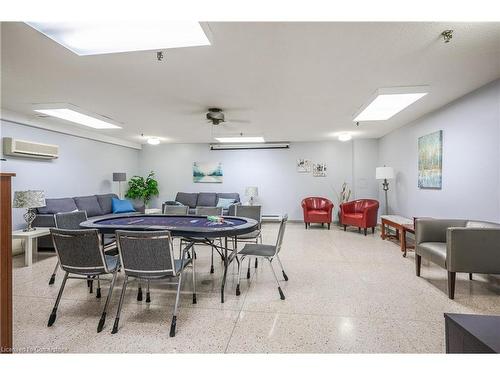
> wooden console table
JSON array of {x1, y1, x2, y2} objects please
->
[
  {"x1": 380, "y1": 215, "x2": 414, "y2": 257},
  {"x1": 1, "y1": 172, "x2": 15, "y2": 354}
]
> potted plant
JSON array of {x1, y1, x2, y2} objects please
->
[{"x1": 125, "y1": 171, "x2": 159, "y2": 209}]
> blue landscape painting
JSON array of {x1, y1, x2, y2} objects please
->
[
  {"x1": 193, "y1": 162, "x2": 223, "y2": 183},
  {"x1": 418, "y1": 130, "x2": 442, "y2": 189}
]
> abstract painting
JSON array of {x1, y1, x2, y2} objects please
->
[
  {"x1": 193, "y1": 162, "x2": 223, "y2": 183},
  {"x1": 312, "y1": 163, "x2": 327, "y2": 177},
  {"x1": 296, "y1": 159, "x2": 311, "y2": 173},
  {"x1": 418, "y1": 130, "x2": 442, "y2": 189}
]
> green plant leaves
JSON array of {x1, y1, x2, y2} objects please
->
[{"x1": 125, "y1": 171, "x2": 159, "y2": 204}]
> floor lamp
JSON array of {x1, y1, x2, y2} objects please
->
[
  {"x1": 376, "y1": 166, "x2": 394, "y2": 216},
  {"x1": 113, "y1": 172, "x2": 127, "y2": 199}
]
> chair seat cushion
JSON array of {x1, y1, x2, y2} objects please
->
[
  {"x1": 343, "y1": 213, "x2": 363, "y2": 219},
  {"x1": 416, "y1": 242, "x2": 447, "y2": 268},
  {"x1": 239, "y1": 244, "x2": 276, "y2": 257}
]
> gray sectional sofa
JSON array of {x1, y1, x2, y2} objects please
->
[
  {"x1": 33, "y1": 193, "x2": 143, "y2": 249},
  {"x1": 163, "y1": 192, "x2": 241, "y2": 215}
]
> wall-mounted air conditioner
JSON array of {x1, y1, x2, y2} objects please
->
[{"x1": 2, "y1": 137, "x2": 59, "y2": 159}]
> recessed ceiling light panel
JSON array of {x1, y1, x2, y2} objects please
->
[
  {"x1": 353, "y1": 86, "x2": 429, "y2": 122},
  {"x1": 34, "y1": 103, "x2": 121, "y2": 129},
  {"x1": 147, "y1": 137, "x2": 161, "y2": 145},
  {"x1": 338, "y1": 133, "x2": 352, "y2": 142},
  {"x1": 26, "y1": 21, "x2": 211, "y2": 56}
]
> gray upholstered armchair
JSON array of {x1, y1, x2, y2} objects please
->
[{"x1": 415, "y1": 218, "x2": 500, "y2": 299}]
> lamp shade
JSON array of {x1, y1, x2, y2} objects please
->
[
  {"x1": 13, "y1": 190, "x2": 46, "y2": 208},
  {"x1": 113, "y1": 172, "x2": 127, "y2": 182},
  {"x1": 376, "y1": 167, "x2": 395, "y2": 180},
  {"x1": 245, "y1": 186, "x2": 259, "y2": 198}
]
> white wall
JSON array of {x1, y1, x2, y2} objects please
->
[
  {"x1": 353, "y1": 139, "x2": 380, "y2": 201},
  {"x1": 139, "y1": 141, "x2": 371, "y2": 221},
  {"x1": 378, "y1": 79, "x2": 500, "y2": 222},
  {"x1": 0, "y1": 120, "x2": 140, "y2": 230}
]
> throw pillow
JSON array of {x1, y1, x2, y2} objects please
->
[
  {"x1": 216, "y1": 198, "x2": 235, "y2": 209},
  {"x1": 112, "y1": 198, "x2": 136, "y2": 214}
]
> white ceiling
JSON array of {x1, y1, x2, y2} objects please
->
[{"x1": 1, "y1": 22, "x2": 499, "y2": 145}]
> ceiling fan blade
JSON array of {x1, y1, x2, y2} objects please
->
[{"x1": 225, "y1": 119, "x2": 251, "y2": 124}]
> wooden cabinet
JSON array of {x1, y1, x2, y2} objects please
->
[{"x1": 0, "y1": 172, "x2": 15, "y2": 354}]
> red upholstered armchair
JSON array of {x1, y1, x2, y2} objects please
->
[
  {"x1": 301, "y1": 197, "x2": 334, "y2": 229},
  {"x1": 340, "y1": 199, "x2": 379, "y2": 235}
]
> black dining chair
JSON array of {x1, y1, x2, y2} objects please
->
[
  {"x1": 113, "y1": 230, "x2": 196, "y2": 337},
  {"x1": 48, "y1": 228, "x2": 119, "y2": 332},
  {"x1": 236, "y1": 215, "x2": 289, "y2": 300}
]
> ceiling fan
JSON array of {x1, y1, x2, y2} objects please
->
[{"x1": 205, "y1": 107, "x2": 250, "y2": 126}]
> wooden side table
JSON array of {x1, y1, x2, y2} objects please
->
[
  {"x1": 12, "y1": 227, "x2": 51, "y2": 267},
  {"x1": 401, "y1": 223, "x2": 415, "y2": 257},
  {"x1": 380, "y1": 215, "x2": 413, "y2": 257}
]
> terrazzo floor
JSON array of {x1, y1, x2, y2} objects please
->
[{"x1": 12, "y1": 222, "x2": 500, "y2": 353}]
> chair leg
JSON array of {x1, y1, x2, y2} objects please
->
[
  {"x1": 469, "y1": 273, "x2": 473, "y2": 280},
  {"x1": 111, "y1": 275, "x2": 129, "y2": 334},
  {"x1": 247, "y1": 257, "x2": 251, "y2": 279},
  {"x1": 170, "y1": 270, "x2": 185, "y2": 337},
  {"x1": 344, "y1": 225, "x2": 346, "y2": 231},
  {"x1": 48, "y1": 260, "x2": 59, "y2": 285},
  {"x1": 372, "y1": 227, "x2": 375, "y2": 234},
  {"x1": 358, "y1": 227, "x2": 361, "y2": 233},
  {"x1": 267, "y1": 258, "x2": 285, "y2": 300},
  {"x1": 448, "y1": 271, "x2": 456, "y2": 299},
  {"x1": 97, "y1": 271, "x2": 117, "y2": 333},
  {"x1": 210, "y1": 247, "x2": 215, "y2": 274},
  {"x1": 96, "y1": 276, "x2": 101, "y2": 299},
  {"x1": 48, "y1": 271, "x2": 69, "y2": 327},
  {"x1": 415, "y1": 254, "x2": 421, "y2": 277},
  {"x1": 236, "y1": 256, "x2": 245, "y2": 296},
  {"x1": 137, "y1": 281, "x2": 143, "y2": 301},
  {"x1": 364, "y1": 228, "x2": 367, "y2": 236},
  {"x1": 328, "y1": 223, "x2": 330, "y2": 230},
  {"x1": 146, "y1": 280, "x2": 151, "y2": 303},
  {"x1": 305, "y1": 223, "x2": 307, "y2": 229},
  {"x1": 275, "y1": 254, "x2": 289, "y2": 281},
  {"x1": 192, "y1": 253, "x2": 197, "y2": 304}
]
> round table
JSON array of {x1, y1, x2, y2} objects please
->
[{"x1": 80, "y1": 214, "x2": 258, "y2": 302}]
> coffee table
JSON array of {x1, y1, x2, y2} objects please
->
[{"x1": 380, "y1": 215, "x2": 414, "y2": 257}]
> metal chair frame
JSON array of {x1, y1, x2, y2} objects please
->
[
  {"x1": 113, "y1": 230, "x2": 196, "y2": 337},
  {"x1": 236, "y1": 215, "x2": 289, "y2": 300},
  {"x1": 48, "y1": 228, "x2": 119, "y2": 333}
]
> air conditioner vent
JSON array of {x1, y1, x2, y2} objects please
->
[{"x1": 3, "y1": 137, "x2": 59, "y2": 159}]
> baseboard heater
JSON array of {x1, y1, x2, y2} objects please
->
[{"x1": 262, "y1": 214, "x2": 283, "y2": 222}]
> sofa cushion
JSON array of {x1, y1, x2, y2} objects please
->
[
  {"x1": 466, "y1": 221, "x2": 500, "y2": 229},
  {"x1": 37, "y1": 198, "x2": 78, "y2": 214},
  {"x1": 217, "y1": 193, "x2": 240, "y2": 204},
  {"x1": 416, "y1": 242, "x2": 447, "y2": 268},
  {"x1": 96, "y1": 193, "x2": 119, "y2": 214},
  {"x1": 73, "y1": 195, "x2": 103, "y2": 217},
  {"x1": 197, "y1": 192, "x2": 217, "y2": 207},
  {"x1": 175, "y1": 192, "x2": 199, "y2": 208},
  {"x1": 216, "y1": 197, "x2": 235, "y2": 209},
  {"x1": 112, "y1": 198, "x2": 136, "y2": 214}
]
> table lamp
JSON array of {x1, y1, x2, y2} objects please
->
[
  {"x1": 13, "y1": 190, "x2": 46, "y2": 231},
  {"x1": 376, "y1": 166, "x2": 394, "y2": 215},
  {"x1": 245, "y1": 186, "x2": 259, "y2": 206},
  {"x1": 113, "y1": 172, "x2": 127, "y2": 199}
]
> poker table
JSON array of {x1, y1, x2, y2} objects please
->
[{"x1": 80, "y1": 214, "x2": 259, "y2": 303}]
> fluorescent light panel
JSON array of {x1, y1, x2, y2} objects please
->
[
  {"x1": 338, "y1": 133, "x2": 352, "y2": 142},
  {"x1": 354, "y1": 87, "x2": 428, "y2": 122},
  {"x1": 26, "y1": 21, "x2": 211, "y2": 56},
  {"x1": 34, "y1": 104, "x2": 121, "y2": 129},
  {"x1": 215, "y1": 137, "x2": 265, "y2": 143}
]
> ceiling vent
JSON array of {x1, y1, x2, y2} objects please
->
[{"x1": 3, "y1": 137, "x2": 59, "y2": 159}]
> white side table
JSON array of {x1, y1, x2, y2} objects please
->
[
  {"x1": 145, "y1": 208, "x2": 162, "y2": 214},
  {"x1": 12, "y1": 227, "x2": 51, "y2": 267}
]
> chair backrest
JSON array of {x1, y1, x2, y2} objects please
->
[
  {"x1": 352, "y1": 199, "x2": 379, "y2": 213},
  {"x1": 116, "y1": 230, "x2": 176, "y2": 278},
  {"x1": 275, "y1": 214, "x2": 288, "y2": 254},
  {"x1": 163, "y1": 205, "x2": 189, "y2": 215},
  {"x1": 50, "y1": 228, "x2": 108, "y2": 274},
  {"x1": 302, "y1": 197, "x2": 332, "y2": 210},
  {"x1": 54, "y1": 210, "x2": 88, "y2": 229},
  {"x1": 195, "y1": 206, "x2": 223, "y2": 216},
  {"x1": 235, "y1": 205, "x2": 262, "y2": 227}
]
